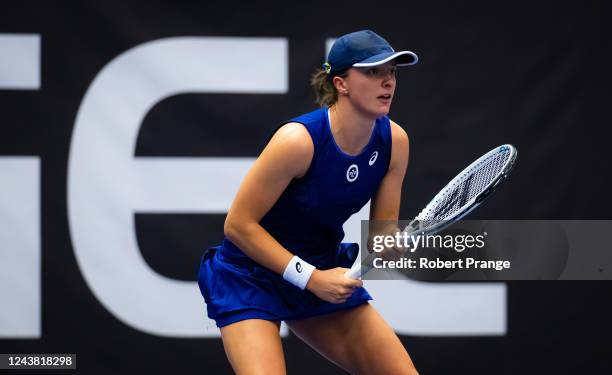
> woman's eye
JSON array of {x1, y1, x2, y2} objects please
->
[{"x1": 368, "y1": 68, "x2": 378, "y2": 75}]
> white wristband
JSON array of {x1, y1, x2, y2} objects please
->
[{"x1": 282, "y1": 256, "x2": 316, "y2": 290}]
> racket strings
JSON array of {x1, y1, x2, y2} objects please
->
[
  {"x1": 463, "y1": 150, "x2": 510, "y2": 199},
  {"x1": 417, "y1": 149, "x2": 512, "y2": 222}
]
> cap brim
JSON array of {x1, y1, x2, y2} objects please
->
[{"x1": 352, "y1": 51, "x2": 418, "y2": 67}]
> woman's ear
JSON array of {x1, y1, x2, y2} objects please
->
[{"x1": 332, "y1": 75, "x2": 349, "y2": 95}]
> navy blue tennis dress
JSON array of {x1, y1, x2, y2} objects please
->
[{"x1": 198, "y1": 107, "x2": 393, "y2": 328}]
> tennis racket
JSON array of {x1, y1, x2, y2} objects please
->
[{"x1": 346, "y1": 144, "x2": 518, "y2": 279}]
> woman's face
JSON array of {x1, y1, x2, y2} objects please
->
[{"x1": 337, "y1": 61, "x2": 397, "y2": 118}]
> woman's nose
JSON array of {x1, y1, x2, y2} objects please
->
[{"x1": 383, "y1": 75, "x2": 395, "y2": 87}]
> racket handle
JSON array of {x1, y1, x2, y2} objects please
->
[
  {"x1": 344, "y1": 226, "x2": 415, "y2": 279},
  {"x1": 345, "y1": 252, "x2": 377, "y2": 279},
  {"x1": 345, "y1": 264, "x2": 362, "y2": 279}
]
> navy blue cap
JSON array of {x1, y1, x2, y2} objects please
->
[{"x1": 324, "y1": 30, "x2": 418, "y2": 78}]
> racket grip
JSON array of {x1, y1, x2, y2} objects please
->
[
  {"x1": 345, "y1": 252, "x2": 376, "y2": 279},
  {"x1": 345, "y1": 264, "x2": 361, "y2": 279}
]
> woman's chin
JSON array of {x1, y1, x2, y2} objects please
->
[
  {"x1": 372, "y1": 100, "x2": 392, "y2": 116},
  {"x1": 371, "y1": 105, "x2": 391, "y2": 118},
  {"x1": 354, "y1": 102, "x2": 392, "y2": 118}
]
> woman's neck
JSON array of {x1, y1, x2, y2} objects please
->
[{"x1": 328, "y1": 100, "x2": 376, "y2": 156}]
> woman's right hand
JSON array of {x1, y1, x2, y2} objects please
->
[{"x1": 306, "y1": 268, "x2": 364, "y2": 304}]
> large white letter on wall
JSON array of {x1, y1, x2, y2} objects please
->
[
  {"x1": 0, "y1": 158, "x2": 40, "y2": 337},
  {"x1": 68, "y1": 37, "x2": 287, "y2": 337},
  {"x1": 0, "y1": 33, "x2": 41, "y2": 338}
]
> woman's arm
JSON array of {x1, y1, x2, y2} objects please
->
[
  {"x1": 224, "y1": 122, "x2": 313, "y2": 275},
  {"x1": 224, "y1": 122, "x2": 362, "y2": 301}
]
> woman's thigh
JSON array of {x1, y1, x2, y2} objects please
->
[
  {"x1": 220, "y1": 319, "x2": 286, "y2": 375},
  {"x1": 286, "y1": 303, "x2": 418, "y2": 375}
]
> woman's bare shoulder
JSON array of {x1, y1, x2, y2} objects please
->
[
  {"x1": 261, "y1": 122, "x2": 314, "y2": 178},
  {"x1": 389, "y1": 119, "x2": 409, "y2": 145}
]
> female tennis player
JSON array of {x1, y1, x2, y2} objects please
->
[{"x1": 198, "y1": 30, "x2": 419, "y2": 374}]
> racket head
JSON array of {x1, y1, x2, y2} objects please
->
[{"x1": 412, "y1": 144, "x2": 517, "y2": 230}]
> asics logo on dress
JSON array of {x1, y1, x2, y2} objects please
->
[
  {"x1": 346, "y1": 164, "x2": 359, "y2": 182},
  {"x1": 369, "y1": 151, "x2": 378, "y2": 166}
]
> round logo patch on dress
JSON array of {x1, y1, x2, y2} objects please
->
[
  {"x1": 369, "y1": 151, "x2": 379, "y2": 166},
  {"x1": 346, "y1": 164, "x2": 359, "y2": 182}
]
